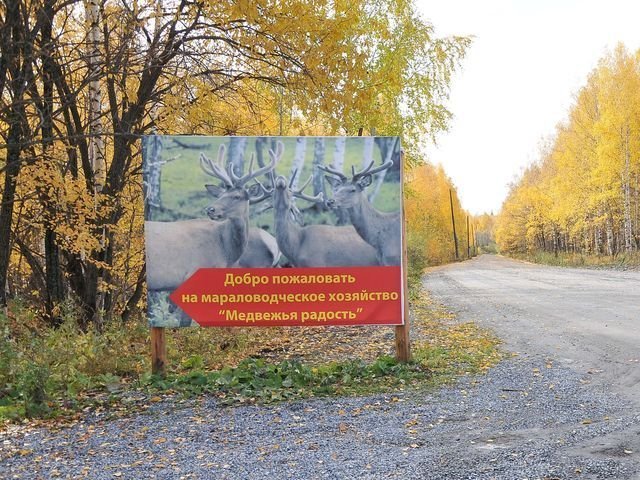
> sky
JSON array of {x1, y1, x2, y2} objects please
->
[{"x1": 415, "y1": 0, "x2": 640, "y2": 215}]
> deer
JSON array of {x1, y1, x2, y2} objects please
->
[
  {"x1": 234, "y1": 228, "x2": 280, "y2": 268},
  {"x1": 145, "y1": 144, "x2": 276, "y2": 291},
  {"x1": 267, "y1": 142, "x2": 379, "y2": 267},
  {"x1": 319, "y1": 159, "x2": 401, "y2": 266}
]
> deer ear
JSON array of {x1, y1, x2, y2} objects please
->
[
  {"x1": 246, "y1": 183, "x2": 263, "y2": 199},
  {"x1": 205, "y1": 184, "x2": 225, "y2": 198},
  {"x1": 324, "y1": 175, "x2": 341, "y2": 189},
  {"x1": 357, "y1": 174, "x2": 373, "y2": 189}
]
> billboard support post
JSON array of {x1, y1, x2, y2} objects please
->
[
  {"x1": 356, "y1": 128, "x2": 410, "y2": 362},
  {"x1": 151, "y1": 326, "x2": 167, "y2": 377},
  {"x1": 396, "y1": 147, "x2": 411, "y2": 363}
]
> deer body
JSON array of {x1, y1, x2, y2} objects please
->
[
  {"x1": 146, "y1": 216, "x2": 248, "y2": 291},
  {"x1": 345, "y1": 198, "x2": 401, "y2": 266},
  {"x1": 272, "y1": 175, "x2": 379, "y2": 267}
]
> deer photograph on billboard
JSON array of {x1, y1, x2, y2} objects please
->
[{"x1": 143, "y1": 136, "x2": 404, "y2": 328}]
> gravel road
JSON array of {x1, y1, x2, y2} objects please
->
[{"x1": 2, "y1": 254, "x2": 639, "y2": 479}]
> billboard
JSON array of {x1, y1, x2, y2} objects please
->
[{"x1": 143, "y1": 136, "x2": 404, "y2": 327}]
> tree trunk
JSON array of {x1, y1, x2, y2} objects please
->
[
  {"x1": 0, "y1": 0, "x2": 28, "y2": 307},
  {"x1": 255, "y1": 137, "x2": 267, "y2": 168},
  {"x1": 623, "y1": 127, "x2": 633, "y2": 252},
  {"x1": 594, "y1": 225, "x2": 602, "y2": 255},
  {"x1": 121, "y1": 264, "x2": 145, "y2": 323},
  {"x1": 369, "y1": 137, "x2": 397, "y2": 202},
  {"x1": 361, "y1": 137, "x2": 374, "y2": 169},
  {"x1": 606, "y1": 214, "x2": 614, "y2": 256},
  {"x1": 290, "y1": 137, "x2": 307, "y2": 192},
  {"x1": 311, "y1": 138, "x2": 326, "y2": 211},
  {"x1": 87, "y1": 0, "x2": 106, "y2": 191},
  {"x1": 142, "y1": 135, "x2": 163, "y2": 219},
  {"x1": 331, "y1": 138, "x2": 349, "y2": 224},
  {"x1": 331, "y1": 137, "x2": 346, "y2": 172},
  {"x1": 228, "y1": 137, "x2": 247, "y2": 176},
  {"x1": 41, "y1": 0, "x2": 65, "y2": 325},
  {"x1": 86, "y1": 0, "x2": 107, "y2": 327}
]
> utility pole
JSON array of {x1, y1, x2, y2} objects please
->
[
  {"x1": 471, "y1": 223, "x2": 478, "y2": 257},
  {"x1": 472, "y1": 223, "x2": 478, "y2": 256},
  {"x1": 449, "y1": 189, "x2": 459, "y2": 260},
  {"x1": 466, "y1": 215, "x2": 471, "y2": 259}
]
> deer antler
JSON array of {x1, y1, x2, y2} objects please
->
[
  {"x1": 351, "y1": 159, "x2": 394, "y2": 182},
  {"x1": 200, "y1": 144, "x2": 234, "y2": 188},
  {"x1": 317, "y1": 163, "x2": 347, "y2": 182},
  {"x1": 290, "y1": 170, "x2": 323, "y2": 203},
  {"x1": 267, "y1": 141, "x2": 285, "y2": 169},
  {"x1": 248, "y1": 178, "x2": 273, "y2": 205},
  {"x1": 226, "y1": 141, "x2": 281, "y2": 187},
  {"x1": 231, "y1": 150, "x2": 277, "y2": 187},
  {"x1": 202, "y1": 142, "x2": 278, "y2": 189}
]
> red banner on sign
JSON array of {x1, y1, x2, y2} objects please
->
[{"x1": 169, "y1": 266, "x2": 403, "y2": 327}]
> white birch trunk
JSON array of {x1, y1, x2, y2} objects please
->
[
  {"x1": 85, "y1": 0, "x2": 106, "y2": 325},
  {"x1": 228, "y1": 137, "x2": 247, "y2": 176},
  {"x1": 623, "y1": 127, "x2": 633, "y2": 252},
  {"x1": 362, "y1": 137, "x2": 374, "y2": 169},
  {"x1": 331, "y1": 137, "x2": 346, "y2": 172},
  {"x1": 606, "y1": 214, "x2": 614, "y2": 256},
  {"x1": 368, "y1": 138, "x2": 396, "y2": 203},
  {"x1": 312, "y1": 138, "x2": 326, "y2": 199},
  {"x1": 86, "y1": 0, "x2": 105, "y2": 191},
  {"x1": 289, "y1": 137, "x2": 307, "y2": 193}
]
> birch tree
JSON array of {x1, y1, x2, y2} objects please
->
[
  {"x1": 312, "y1": 138, "x2": 326, "y2": 207},
  {"x1": 289, "y1": 137, "x2": 307, "y2": 194},
  {"x1": 496, "y1": 45, "x2": 640, "y2": 256}
]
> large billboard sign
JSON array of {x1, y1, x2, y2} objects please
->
[{"x1": 143, "y1": 136, "x2": 404, "y2": 328}]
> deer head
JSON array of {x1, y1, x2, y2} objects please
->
[
  {"x1": 272, "y1": 170, "x2": 324, "y2": 225},
  {"x1": 249, "y1": 141, "x2": 322, "y2": 225},
  {"x1": 319, "y1": 159, "x2": 393, "y2": 209},
  {"x1": 199, "y1": 143, "x2": 275, "y2": 220}
]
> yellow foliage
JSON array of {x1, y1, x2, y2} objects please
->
[
  {"x1": 497, "y1": 45, "x2": 640, "y2": 256},
  {"x1": 405, "y1": 162, "x2": 471, "y2": 267},
  {"x1": 0, "y1": 0, "x2": 470, "y2": 324}
]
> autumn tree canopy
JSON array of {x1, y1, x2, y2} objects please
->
[
  {"x1": 496, "y1": 45, "x2": 640, "y2": 257},
  {"x1": 0, "y1": 0, "x2": 469, "y2": 326}
]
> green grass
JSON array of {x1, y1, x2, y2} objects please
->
[
  {"x1": 144, "y1": 355, "x2": 431, "y2": 405},
  {"x1": 0, "y1": 289, "x2": 502, "y2": 423},
  {"x1": 142, "y1": 292, "x2": 502, "y2": 405}
]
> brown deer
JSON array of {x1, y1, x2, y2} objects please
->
[
  {"x1": 267, "y1": 142, "x2": 379, "y2": 267},
  {"x1": 145, "y1": 144, "x2": 276, "y2": 291},
  {"x1": 320, "y1": 160, "x2": 401, "y2": 266}
]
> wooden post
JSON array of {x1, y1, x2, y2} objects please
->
[
  {"x1": 360, "y1": 129, "x2": 410, "y2": 362},
  {"x1": 449, "y1": 189, "x2": 459, "y2": 260},
  {"x1": 397, "y1": 148, "x2": 411, "y2": 362},
  {"x1": 151, "y1": 327, "x2": 167, "y2": 376},
  {"x1": 395, "y1": 244, "x2": 411, "y2": 362}
]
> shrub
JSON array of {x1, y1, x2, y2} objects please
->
[{"x1": 406, "y1": 231, "x2": 428, "y2": 297}]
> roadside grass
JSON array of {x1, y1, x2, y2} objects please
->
[
  {"x1": 508, "y1": 250, "x2": 640, "y2": 269},
  {"x1": 0, "y1": 290, "x2": 501, "y2": 424}
]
